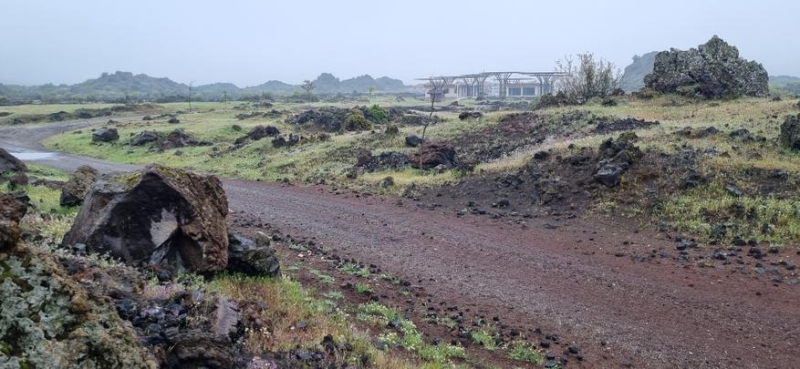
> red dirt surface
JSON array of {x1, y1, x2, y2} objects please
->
[{"x1": 226, "y1": 180, "x2": 800, "y2": 369}]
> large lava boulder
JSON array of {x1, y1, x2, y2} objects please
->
[
  {"x1": 92, "y1": 127, "x2": 120, "y2": 143},
  {"x1": 779, "y1": 114, "x2": 800, "y2": 150},
  {"x1": 644, "y1": 36, "x2": 769, "y2": 99},
  {"x1": 410, "y1": 142, "x2": 457, "y2": 170},
  {"x1": 0, "y1": 147, "x2": 27, "y2": 174},
  {"x1": 62, "y1": 164, "x2": 229, "y2": 272},
  {"x1": 60, "y1": 165, "x2": 99, "y2": 206}
]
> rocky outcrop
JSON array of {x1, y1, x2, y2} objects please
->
[
  {"x1": 779, "y1": 114, "x2": 800, "y2": 150},
  {"x1": 0, "y1": 148, "x2": 26, "y2": 174},
  {"x1": 92, "y1": 127, "x2": 120, "y2": 143},
  {"x1": 60, "y1": 165, "x2": 99, "y2": 206},
  {"x1": 644, "y1": 36, "x2": 769, "y2": 99},
  {"x1": 62, "y1": 165, "x2": 229, "y2": 273}
]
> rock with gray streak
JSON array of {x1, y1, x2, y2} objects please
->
[{"x1": 61, "y1": 164, "x2": 229, "y2": 272}]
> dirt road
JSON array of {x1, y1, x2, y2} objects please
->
[{"x1": 2, "y1": 121, "x2": 798, "y2": 368}]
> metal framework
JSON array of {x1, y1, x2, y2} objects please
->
[{"x1": 417, "y1": 71, "x2": 567, "y2": 100}]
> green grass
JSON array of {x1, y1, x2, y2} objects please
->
[
  {"x1": 354, "y1": 283, "x2": 373, "y2": 295},
  {"x1": 208, "y1": 275, "x2": 439, "y2": 368},
  {"x1": 25, "y1": 163, "x2": 70, "y2": 182},
  {"x1": 507, "y1": 341, "x2": 544, "y2": 365},
  {"x1": 659, "y1": 182, "x2": 800, "y2": 246},
  {"x1": 470, "y1": 330, "x2": 498, "y2": 351},
  {"x1": 309, "y1": 269, "x2": 335, "y2": 284},
  {"x1": 357, "y1": 302, "x2": 466, "y2": 365},
  {"x1": 339, "y1": 262, "x2": 371, "y2": 278}
]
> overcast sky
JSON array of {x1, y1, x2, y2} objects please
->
[{"x1": 2, "y1": 0, "x2": 798, "y2": 86}]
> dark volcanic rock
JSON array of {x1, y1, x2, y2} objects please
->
[
  {"x1": 779, "y1": 114, "x2": 800, "y2": 150},
  {"x1": 405, "y1": 134, "x2": 425, "y2": 147},
  {"x1": 131, "y1": 131, "x2": 161, "y2": 146},
  {"x1": 227, "y1": 233, "x2": 281, "y2": 277},
  {"x1": 92, "y1": 127, "x2": 120, "y2": 143},
  {"x1": 594, "y1": 164, "x2": 626, "y2": 187},
  {"x1": 644, "y1": 36, "x2": 769, "y2": 99},
  {"x1": 458, "y1": 111, "x2": 483, "y2": 121},
  {"x1": 62, "y1": 164, "x2": 229, "y2": 273},
  {"x1": 0, "y1": 192, "x2": 27, "y2": 251},
  {"x1": 60, "y1": 165, "x2": 99, "y2": 206},
  {"x1": 234, "y1": 125, "x2": 281, "y2": 145},
  {"x1": 357, "y1": 151, "x2": 410, "y2": 172},
  {"x1": 593, "y1": 134, "x2": 643, "y2": 188},
  {"x1": 0, "y1": 148, "x2": 26, "y2": 174},
  {"x1": 594, "y1": 118, "x2": 659, "y2": 134},
  {"x1": 161, "y1": 130, "x2": 190, "y2": 149},
  {"x1": 271, "y1": 133, "x2": 300, "y2": 148},
  {"x1": 410, "y1": 142, "x2": 457, "y2": 170}
]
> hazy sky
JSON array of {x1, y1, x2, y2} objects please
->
[{"x1": 2, "y1": 0, "x2": 798, "y2": 86}]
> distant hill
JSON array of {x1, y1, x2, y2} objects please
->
[
  {"x1": 770, "y1": 75, "x2": 800, "y2": 94},
  {"x1": 620, "y1": 51, "x2": 658, "y2": 92},
  {"x1": 0, "y1": 71, "x2": 410, "y2": 104},
  {"x1": 242, "y1": 80, "x2": 299, "y2": 95},
  {"x1": 311, "y1": 73, "x2": 406, "y2": 94}
]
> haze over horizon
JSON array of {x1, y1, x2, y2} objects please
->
[{"x1": 2, "y1": 0, "x2": 798, "y2": 87}]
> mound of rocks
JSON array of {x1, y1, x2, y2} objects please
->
[
  {"x1": 356, "y1": 151, "x2": 410, "y2": 172},
  {"x1": 593, "y1": 134, "x2": 643, "y2": 187},
  {"x1": 62, "y1": 165, "x2": 229, "y2": 273},
  {"x1": 233, "y1": 125, "x2": 280, "y2": 145},
  {"x1": 410, "y1": 142, "x2": 457, "y2": 170},
  {"x1": 60, "y1": 165, "x2": 99, "y2": 206},
  {"x1": 285, "y1": 107, "x2": 350, "y2": 132},
  {"x1": 594, "y1": 118, "x2": 659, "y2": 134},
  {"x1": 644, "y1": 36, "x2": 769, "y2": 99},
  {"x1": 780, "y1": 114, "x2": 800, "y2": 150}
]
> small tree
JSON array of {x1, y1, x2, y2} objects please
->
[
  {"x1": 301, "y1": 80, "x2": 315, "y2": 101},
  {"x1": 364, "y1": 104, "x2": 387, "y2": 124},
  {"x1": 556, "y1": 53, "x2": 620, "y2": 101}
]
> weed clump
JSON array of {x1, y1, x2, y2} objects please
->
[{"x1": 344, "y1": 110, "x2": 372, "y2": 132}]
